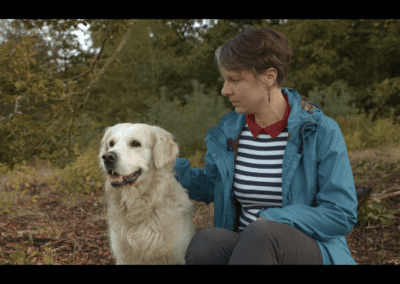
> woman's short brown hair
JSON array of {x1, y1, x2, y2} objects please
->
[{"x1": 214, "y1": 26, "x2": 292, "y2": 88}]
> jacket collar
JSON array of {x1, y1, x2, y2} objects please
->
[
  {"x1": 216, "y1": 88, "x2": 321, "y2": 165},
  {"x1": 214, "y1": 88, "x2": 321, "y2": 149},
  {"x1": 245, "y1": 92, "x2": 291, "y2": 140}
]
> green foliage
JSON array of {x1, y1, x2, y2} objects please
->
[
  {"x1": 306, "y1": 80, "x2": 358, "y2": 121},
  {"x1": 0, "y1": 138, "x2": 103, "y2": 216},
  {"x1": 304, "y1": 79, "x2": 400, "y2": 151},
  {"x1": 58, "y1": 142, "x2": 103, "y2": 197},
  {"x1": 2, "y1": 19, "x2": 400, "y2": 172},
  {"x1": 0, "y1": 31, "x2": 77, "y2": 168},
  {"x1": 352, "y1": 158, "x2": 400, "y2": 174},
  {"x1": 0, "y1": 187, "x2": 36, "y2": 216},
  {"x1": 281, "y1": 20, "x2": 400, "y2": 100},
  {"x1": 0, "y1": 228, "x2": 65, "y2": 264},
  {"x1": 1, "y1": 162, "x2": 32, "y2": 192},
  {"x1": 362, "y1": 77, "x2": 400, "y2": 125},
  {"x1": 55, "y1": 113, "x2": 104, "y2": 169},
  {"x1": 133, "y1": 79, "x2": 232, "y2": 159},
  {"x1": 186, "y1": 150, "x2": 207, "y2": 169},
  {"x1": 0, "y1": 161, "x2": 51, "y2": 216},
  {"x1": 340, "y1": 111, "x2": 400, "y2": 151},
  {"x1": 12, "y1": 19, "x2": 132, "y2": 50},
  {"x1": 86, "y1": 19, "x2": 204, "y2": 128},
  {"x1": 0, "y1": 20, "x2": 136, "y2": 171},
  {"x1": 358, "y1": 195, "x2": 396, "y2": 227}
]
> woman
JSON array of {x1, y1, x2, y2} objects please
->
[{"x1": 174, "y1": 26, "x2": 358, "y2": 264}]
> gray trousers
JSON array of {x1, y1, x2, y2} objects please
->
[{"x1": 185, "y1": 219, "x2": 323, "y2": 265}]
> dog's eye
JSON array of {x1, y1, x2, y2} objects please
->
[
  {"x1": 131, "y1": 140, "x2": 141, "y2": 147},
  {"x1": 109, "y1": 141, "x2": 114, "y2": 147}
]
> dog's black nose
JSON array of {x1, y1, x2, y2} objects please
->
[{"x1": 102, "y1": 151, "x2": 117, "y2": 165}]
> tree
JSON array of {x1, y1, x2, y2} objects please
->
[
  {"x1": 83, "y1": 19, "x2": 208, "y2": 127},
  {"x1": 0, "y1": 19, "x2": 137, "y2": 170},
  {"x1": 279, "y1": 19, "x2": 400, "y2": 123}
]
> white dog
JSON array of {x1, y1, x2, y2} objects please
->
[{"x1": 98, "y1": 123, "x2": 195, "y2": 264}]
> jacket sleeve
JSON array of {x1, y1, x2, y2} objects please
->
[
  {"x1": 174, "y1": 143, "x2": 220, "y2": 205},
  {"x1": 257, "y1": 117, "x2": 358, "y2": 242}
]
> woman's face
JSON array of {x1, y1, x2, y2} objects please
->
[{"x1": 220, "y1": 67, "x2": 269, "y2": 115}]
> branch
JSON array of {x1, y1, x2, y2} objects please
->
[
  {"x1": 59, "y1": 20, "x2": 114, "y2": 84},
  {"x1": 51, "y1": 20, "x2": 137, "y2": 101},
  {"x1": 67, "y1": 99, "x2": 79, "y2": 149},
  {"x1": 15, "y1": 21, "x2": 114, "y2": 114},
  {"x1": 59, "y1": 20, "x2": 136, "y2": 151},
  {"x1": 37, "y1": 21, "x2": 113, "y2": 88},
  {"x1": 88, "y1": 21, "x2": 113, "y2": 77}
]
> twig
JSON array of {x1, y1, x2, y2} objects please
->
[
  {"x1": 88, "y1": 21, "x2": 113, "y2": 77},
  {"x1": 366, "y1": 224, "x2": 390, "y2": 229},
  {"x1": 378, "y1": 191, "x2": 400, "y2": 200},
  {"x1": 43, "y1": 237, "x2": 72, "y2": 246}
]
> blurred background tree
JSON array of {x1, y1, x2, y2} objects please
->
[
  {"x1": 1, "y1": 19, "x2": 399, "y2": 170},
  {"x1": 0, "y1": 19, "x2": 135, "y2": 170}
]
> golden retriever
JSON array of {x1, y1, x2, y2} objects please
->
[{"x1": 98, "y1": 123, "x2": 195, "y2": 264}]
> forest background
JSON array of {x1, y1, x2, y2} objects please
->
[{"x1": 1, "y1": 19, "x2": 399, "y2": 179}]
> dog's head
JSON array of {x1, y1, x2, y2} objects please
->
[{"x1": 98, "y1": 123, "x2": 179, "y2": 188}]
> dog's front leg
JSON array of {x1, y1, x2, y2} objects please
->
[{"x1": 109, "y1": 227, "x2": 123, "y2": 264}]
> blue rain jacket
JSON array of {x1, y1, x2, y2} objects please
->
[{"x1": 174, "y1": 87, "x2": 358, "y2": 265}]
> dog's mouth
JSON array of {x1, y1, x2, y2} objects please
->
[{"x1": 108, "y1": 169, "x2": 142, "y2": 188}]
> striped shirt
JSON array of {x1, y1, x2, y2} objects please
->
[
  {"x1": 232, "y1": 93, "x2": 291, "y2": 234},
  {"x1": 233, "y1": 124, "x2": 288, "y2": 234}
]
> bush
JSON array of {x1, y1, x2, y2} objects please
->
[
  {"x1": 57, "y1": 139, "x2": 103, "y2": 197},
  {"x1": 132, "y1": 79, "x2": 232, "y2": 159},
  {"x1": 306, "y1": 80, "x2": 358, "y2": 121}
]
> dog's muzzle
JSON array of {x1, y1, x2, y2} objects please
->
[{"x1": 102, "y1": 151, "x2": 142, "y2": 188}]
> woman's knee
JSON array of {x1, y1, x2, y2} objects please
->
[
  {"x1": 185, "y1": 227, "x2": 240, "y2": 264},
  {"x1": 187, "y1": 227, "x2": 235, "y2": 254},
  {"x1": 242, "y1": 220, "x2": 285, "y2": 238}
]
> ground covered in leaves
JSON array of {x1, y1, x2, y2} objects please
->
[
  {"x1": 0, "y1": 144, "x2": 399, "y2": 265},
  {"x1": 344, "y1": 170, "x2": 400, "y2": 265}
]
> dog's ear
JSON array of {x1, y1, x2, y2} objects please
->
[{"x1": 151, "y1": 126, "x2": 179, "y2": 170}]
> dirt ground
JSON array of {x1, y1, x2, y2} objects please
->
[
  {"x1": 0, "y1": 143, "x2": 399, "y2": 265},
  {"x1": 344, "y1": 142, "x2": 400, "y2": 265}
]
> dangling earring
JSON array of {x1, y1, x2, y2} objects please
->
[{"x1": 268, "y1": 89, "x2": 270, "y2": 103}]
